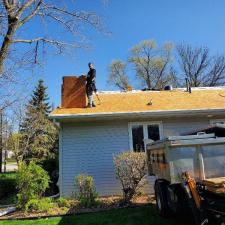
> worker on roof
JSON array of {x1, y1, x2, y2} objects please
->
[{"x1": 86, "y1": 62, "x2": 97, "y2": 108}]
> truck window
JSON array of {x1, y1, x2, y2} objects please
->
[{"x1": 202, "y1": 144, "x2": 225, "y2": 178}]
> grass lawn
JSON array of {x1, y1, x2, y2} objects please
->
[
  {"x1": 0, "y1": 172, "x2": 16, "y2": 180},
  {"x1": 0, "y1": 205, "x2": 193, "y2": 225}
]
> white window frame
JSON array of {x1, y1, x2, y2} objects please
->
[
  {"x1": 128, "y1": 121, "x2": 163, "y2": 151},
  {"x1": 210, "y1": 119, "x2": 225, "y2": 125}
]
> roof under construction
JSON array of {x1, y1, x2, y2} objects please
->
[{"x1": 50, "y1": 87, "x2": 225, "y2": 119}]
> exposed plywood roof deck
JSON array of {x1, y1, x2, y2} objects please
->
[{"x1": 51, "y1": 88, "x2": 225, "y2": 117}]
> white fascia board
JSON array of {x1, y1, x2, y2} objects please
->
[{"x1": 49, "y1": 108, "x2": 225, "y2": 121}]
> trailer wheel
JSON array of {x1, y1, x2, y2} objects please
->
[
  {"x1": 154, "y1": 180, "x2": 171, "y2": 217},
  {"x1": 217, "y1": 217, "x2": 225, "y2": 225},
  {"x1": 167, "y1": 184, "x2": 190, "y2": 215}
]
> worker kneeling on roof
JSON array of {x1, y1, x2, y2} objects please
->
[{"x1": 86, "y1": 62, "x2": 97, "y2": 108}]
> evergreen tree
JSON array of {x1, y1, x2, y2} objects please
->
[
  {"x1": 30, "y1": 80, "x2": 51, "y2": 115},
  {"x1": 20, "y1": 80, "x2": 58, "y2": 160}
]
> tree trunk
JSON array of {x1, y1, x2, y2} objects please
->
[
  {"x1": 0, "y1": 16, "x2": 18, "y2": 74},
  {"x1": 146, "y1": 73, "x2": 151, "y2": 89},
  {"x1": 0, "y1": 111, "x2": 3, "y2": 173}
]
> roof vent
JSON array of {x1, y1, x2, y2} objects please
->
[
  {"x1": 127, "y1": 85, "x2": 133, "y2": 91},
  {"x1": 164, "y1": 85, "x2": 173, "y2": 91}
]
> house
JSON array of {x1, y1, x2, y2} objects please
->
[{"x1": 50, "y1": 76, "x2": 225, "y2": 197}]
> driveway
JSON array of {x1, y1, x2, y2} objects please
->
[{"x1": 1, "y1": 162, "x2": 18, "y2": 172}]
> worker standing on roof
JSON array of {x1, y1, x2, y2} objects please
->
[{"x1": 86, "y1": 62, "x2": 97, "y2": 108}]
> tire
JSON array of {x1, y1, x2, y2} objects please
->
[
  {"x1": 217, "y1": 217, "x2": 225, "y2": 225},
  {"x1": 154, "y1": 179, "x2": 171, "y2": 217},
  {"x1": 167, "y1": 184, "x2": 190, "y2": 215}
]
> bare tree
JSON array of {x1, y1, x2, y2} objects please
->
[
  {"x1": 0, "y1": 0, "x2": 106, "y2": 75},
  {"x1": 177, "y1": 44, "x2": 225, "y2": 87},
  {"x1": 3, "y1": 101, "x2": 26, "y2": 167},
  {"x1": 107, "y1": 60, "x2": 131, "y2": 91},
  {"x1": 176, "y1": 44, "x2": 210, "y2": 87},
  {"x1": 129, "y1": 40, "x2": 175, "y2": 90},
  {"x1": 113, "y1": 151, "x2": 147, "y2": 204},
  {"x1": 205, "y1": 55, "x2": 225, "y2": 86}
]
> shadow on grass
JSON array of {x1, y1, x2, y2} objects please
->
[
  {"x1": 0, "y1": 203, "x2": 194, "y2": 225},
  {"x1": 57, "y1": 203, "x2": 194, "y2": 225}
]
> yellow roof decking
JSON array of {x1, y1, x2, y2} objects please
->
[{"x1": 50, "y1": 88, "x2": 225, "y2": 117}]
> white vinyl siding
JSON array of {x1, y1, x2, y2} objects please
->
[
  {"x1": 59, "y1": 117, "x2": 211, "y2": 197},
  {"x1": 163, "y1": 119, "x2": 209, "y2": 136},
  {"x1": 60, "y1": 122, "x2": 129, "y2": 197}
]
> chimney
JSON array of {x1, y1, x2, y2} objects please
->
[
  {"x1": 61, "y1": 76, "x2": 86, "y2": 108},
  {"x1": 127, "y1": 85, "x2": 133, "y2": 91}
]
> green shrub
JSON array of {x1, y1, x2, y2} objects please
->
[
  {"x1": 38, "y1": 157, "x2": 59, "y2": 181},
  {"x1": 113, "y1": 151, "x2": 147, "y2": 204},
  {"x1": 75, "y1": 174, "x2": 98, "y2": 207},
  {"x1": 38, "y1": 157, "x2": 59, "y2": 195},
  {"x1": 16, "y1": 161, "x2": 50, "y2": 209},
  {"x1": 25, "y1": 198, "x2": 54, "y2": 212},
  {"x1": 57, "y1": 197, "x2": 70, "y2": 208},
  {"x1": 0, "y1": 172, "x2": 17, "y2": 199}
]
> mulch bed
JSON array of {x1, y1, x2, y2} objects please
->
[{"x1": 0, "y1": 195, "x2": 155, "y2": 220}]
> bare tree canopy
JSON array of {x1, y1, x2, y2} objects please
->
[
  {"x1": 129, "y1": 40, "x2": 175, "y2": 90},
  {"x1": 107, "y1": 60, "x2": 130, "y2": 91},
  {"x1": 205, "y1": 55, "x2": 225, "y2": 86},
  {"x1": 177, "y1": 43, "x2": 225, "y2": 87},
  {"x1": 0, "y1": 0, "x2": 106, "y2": 75}
]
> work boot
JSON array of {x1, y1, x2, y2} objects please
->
[
  {"x1": 92, "y1": 102, "x2": 96, "y2": 107},
  {"x1": 86, "y1": 103, "x2": 92, "y2": 108}
]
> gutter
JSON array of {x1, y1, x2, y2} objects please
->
[{"x1": 49, "y1": 108, "x2": 225, "y2": 121}]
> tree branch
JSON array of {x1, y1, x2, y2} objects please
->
[
  {"x1": 13, "y1": 37, "x2": 80, "y2": 48},
  {"x1": 42, "y1": 3, "x2": 103, "y2": 30},
  {"x1": 43, "y1": 13, "x2": 78, "y2": 35},
  {"x1": 18, "y1": 0, "x2": 43, "y2": 27},
  {"x1": 16, "y1": 0, "x2": 35, "y2": 18},
  {"x1": 2, "y1": 0, "x2": 10, "y2": 12}
]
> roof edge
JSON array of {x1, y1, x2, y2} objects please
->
[{"x1": 49, "y1": 108, "x2": 225, "y2": 120}]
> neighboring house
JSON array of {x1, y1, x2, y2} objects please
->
[
  {"x1": 2, "y1": 150, "x2": 14, "y2": 160},
  {"x1": 50, "y1": 76, "x2": 225, "y2": 197}
]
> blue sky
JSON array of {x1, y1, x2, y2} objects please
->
[{"x1": 29, "y1": 0, "x2": 225, "y2": 106}]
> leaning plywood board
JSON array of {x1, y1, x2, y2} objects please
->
[{"x1": 203, "y1": 177, "x2": 225, "y2": 194}]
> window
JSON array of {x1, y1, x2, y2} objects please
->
[
  {"x1": 128, "y1": 122, "x2": 163, "y2": 152},
  {"x1": 131, "y1": 125, "x2": 144, "y2": 152},
  {"x1": 148, "y1": 124, "x2": 160, "y2": 141},
  {"x1": 210, "y1": 119, "x2": 225, "y2": 125}
]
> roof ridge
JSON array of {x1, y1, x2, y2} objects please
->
[{"x1": 97, "y1": 86, "x2": 225, "y2": 94}]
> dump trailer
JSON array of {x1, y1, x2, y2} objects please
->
[{"x1": 146, "y1": 133, "x2": 225, "y2": 225}]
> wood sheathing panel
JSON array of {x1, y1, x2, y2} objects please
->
[
  {"x1": 203, "y1": 177, "x2": 225, "y2": 194},
  {"x1": 61, "y1": 76, "x2": 86, "y2": 108}
]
